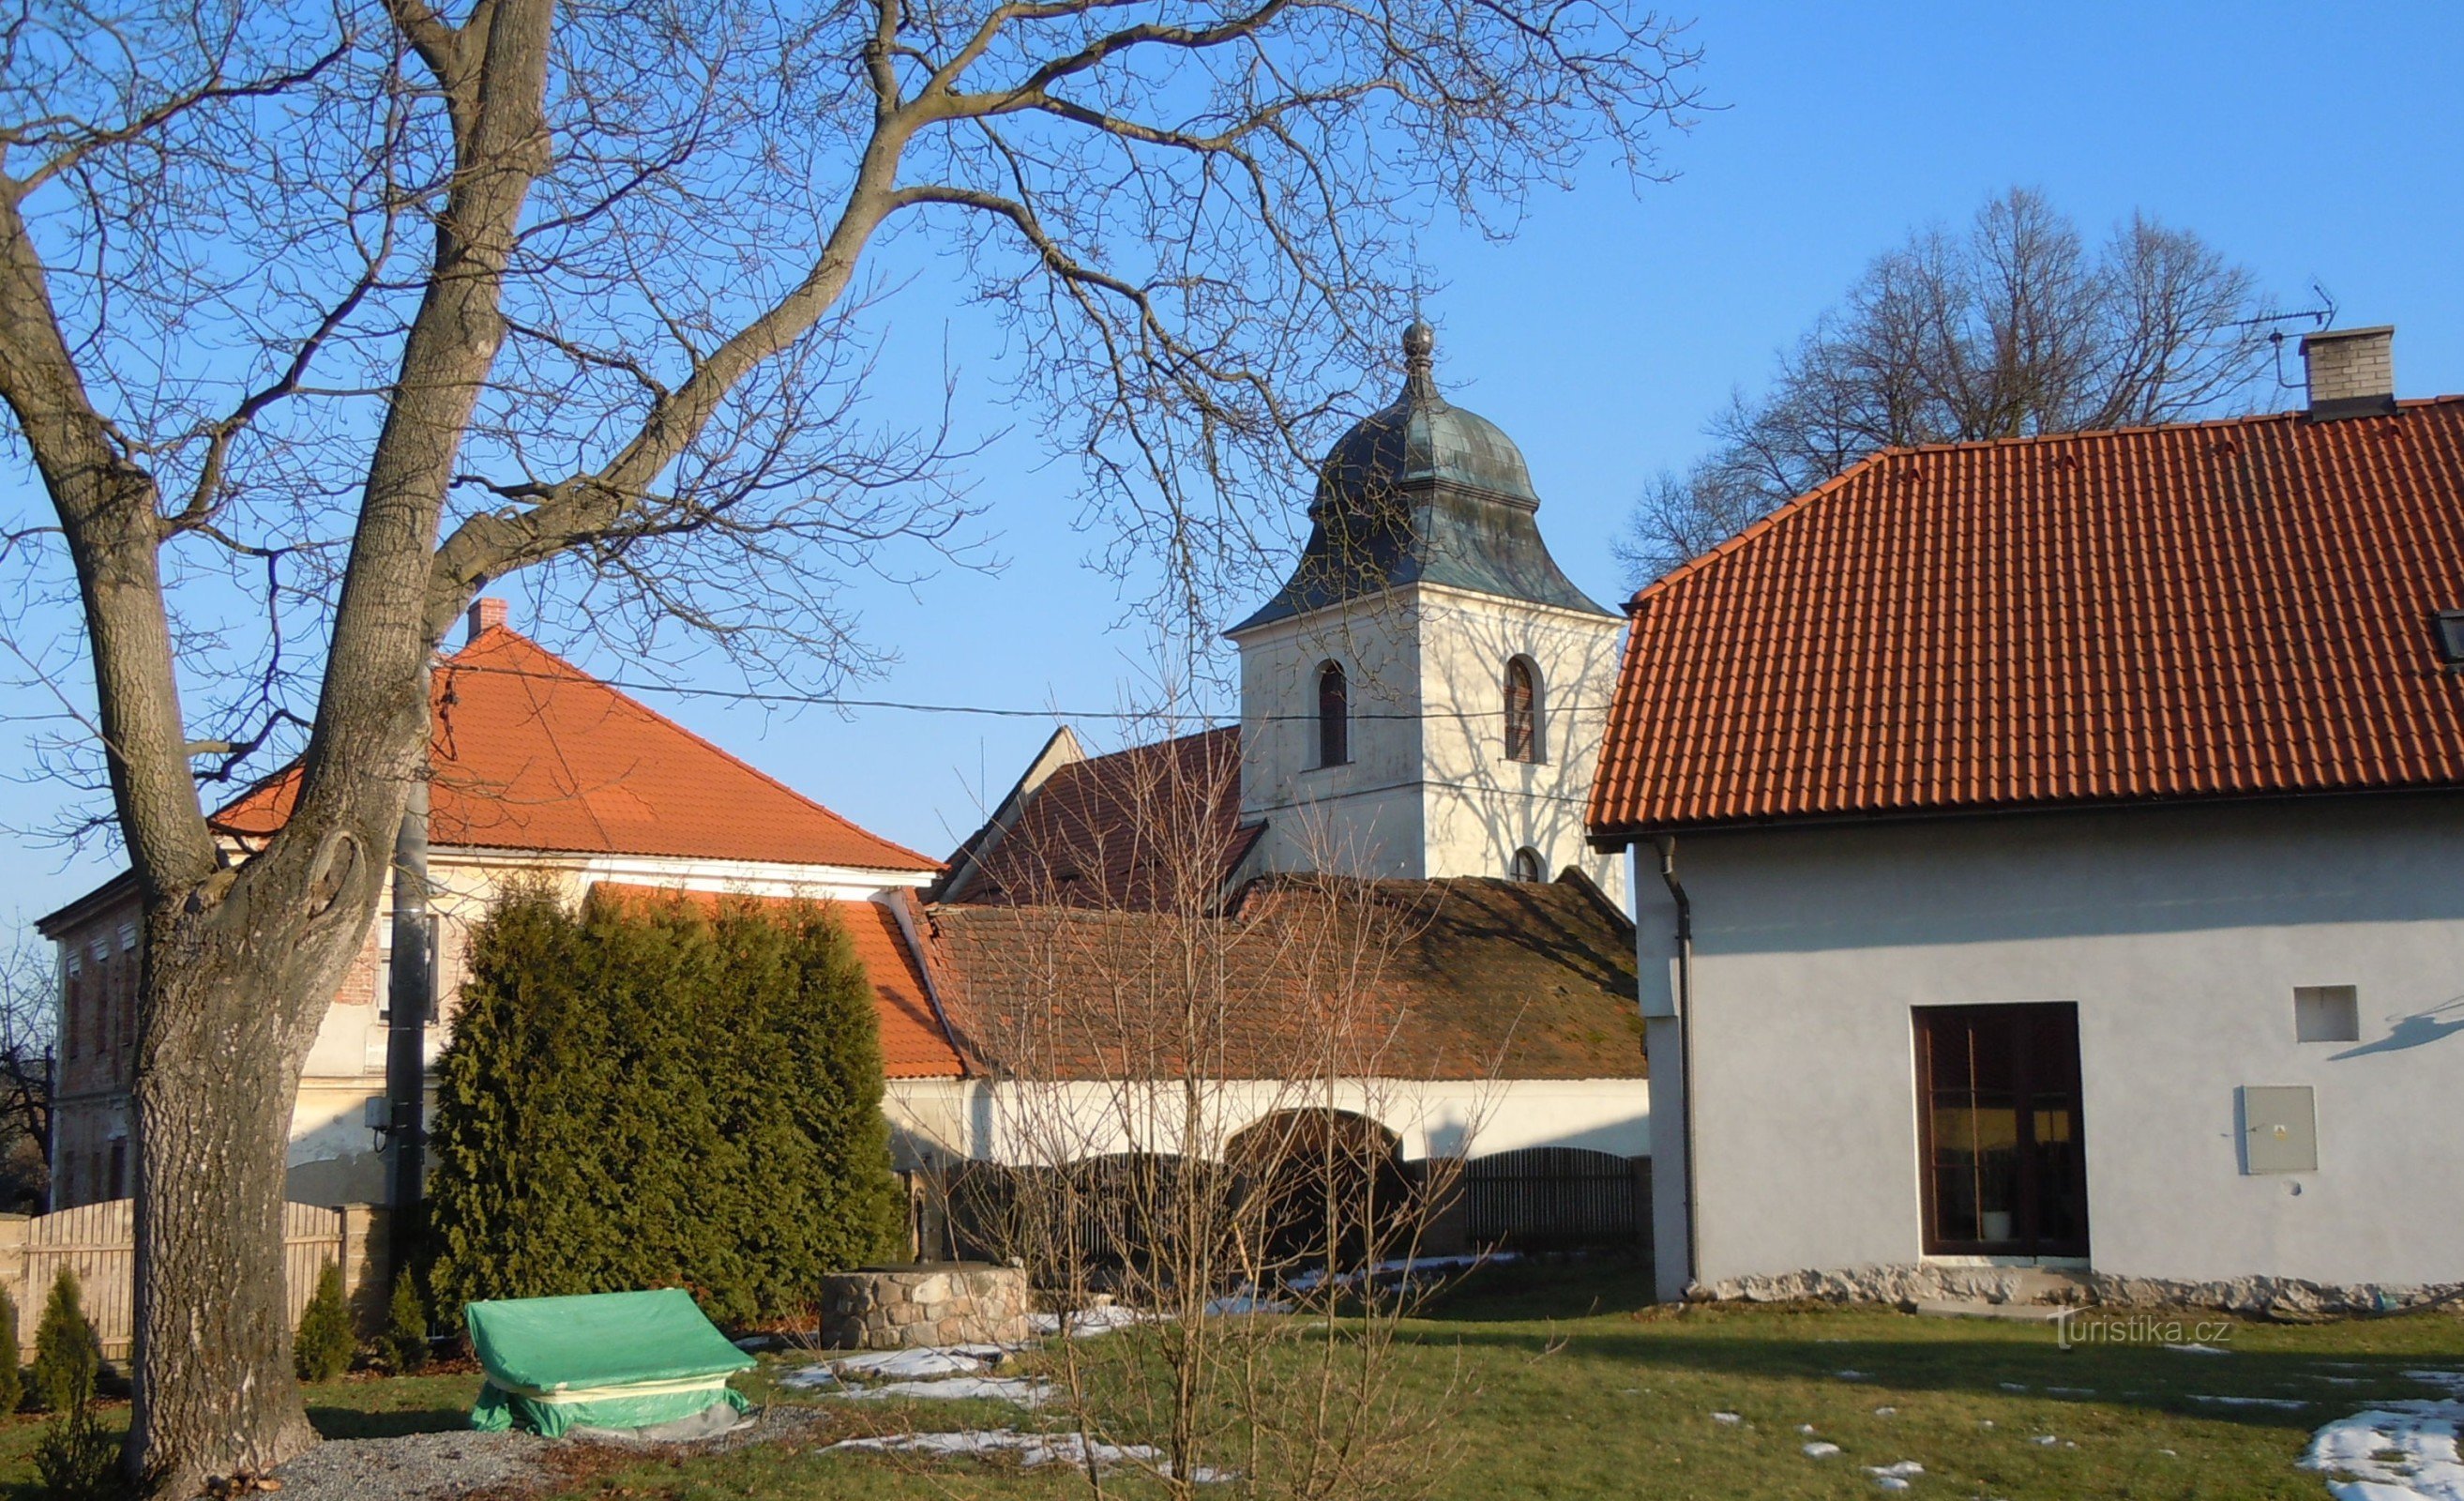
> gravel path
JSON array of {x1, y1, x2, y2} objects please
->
[
  {"x1": 265, "y1": 1429, "x2": 552, "y2": 1501},
  {"x1": 264, "y1": 1404, "x2": 833, "y2": 1501}
]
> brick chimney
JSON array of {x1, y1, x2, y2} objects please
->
[
  {"x1": 466, "y1": 597, "x2": 509, "y2": 644},
  {"x1": 2298, "y1": 326, "x2": 2396, "y2": 420}
]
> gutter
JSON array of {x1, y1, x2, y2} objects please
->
[{"x1": 1652, "y1": 834, "x2": 1699, "y2": 1296}]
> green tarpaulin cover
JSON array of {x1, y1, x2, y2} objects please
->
[{"x1": 465, "y1": 1289, "x2": 755, "y2": 1437}]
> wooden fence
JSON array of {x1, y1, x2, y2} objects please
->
[
  {"x1": 1464, "y1": 1148, "x2": 1647, "y2": 1252},
  {"x1": 0, "y1": 1200, "x2": 381, "y2": 1361}
]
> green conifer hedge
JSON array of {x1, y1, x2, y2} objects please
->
[{"x1": 426, "y1": 884, "x2": 906, "y2": 1327}]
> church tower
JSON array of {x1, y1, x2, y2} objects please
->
[{"x1": 1226, "y1": 321, "x2": 1627, "y2": 904}]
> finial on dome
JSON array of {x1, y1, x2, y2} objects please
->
[{"x1": 1402, "y1": 317, "x2": 1434, "y2": 375}]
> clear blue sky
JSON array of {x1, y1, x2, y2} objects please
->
[{"x1": 6, "y1": 0, "x2": 2459, "y2": 934}]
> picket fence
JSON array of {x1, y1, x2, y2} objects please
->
[{"x1": 0, "y1": 1199, "x2": 361, "y2": 1360}]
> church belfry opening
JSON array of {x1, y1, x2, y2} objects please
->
[
  {"x1": 1505, "y1": 656, "x2": 1541, "y2": 763},
  {"x1": 1317, "y1": 661, "x2": 1350, "y2": 767}
]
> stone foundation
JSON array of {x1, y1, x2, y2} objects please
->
[
  {"x1": 820, "y1": 1264, "x2": 1035, "y2": 1349},
  {"x1": 1690, "y1": 1263, "x2": 2463, "y2": 1320}
]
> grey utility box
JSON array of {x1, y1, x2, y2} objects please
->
[{"x1": 2241, "y1": 1085, "x2": 2319, "y2": 1175}]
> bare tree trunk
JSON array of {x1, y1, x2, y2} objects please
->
[{"x1": 128, "y1": 929, "x2": 324, "y2": 1493}]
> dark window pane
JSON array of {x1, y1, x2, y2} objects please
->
[
  {"x1": 1505, "y1": 660, "x2": 1538, "y2": 762},
  {"x1": 1318, "y1": 664, "x2": 1349, "y2": 766}
]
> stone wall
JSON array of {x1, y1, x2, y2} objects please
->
[
  {"x1": 821, "y1": 1264, "x2": 1034, "y2": 1349},
  {"x1": 1690, "y1": 1263, "x2": 2464, "y2": 1320}
]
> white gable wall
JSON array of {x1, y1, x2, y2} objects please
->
[{"x1": 1640, "y1": 794, "x2": 2464, "y2": 1297}]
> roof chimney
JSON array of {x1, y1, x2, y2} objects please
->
[
  {"x1": 2298, "y1": 326, "x2": 2396, "y2": 420},
  {"x1": 466, "y1": 597, "x2": 509, "y2": 644}
]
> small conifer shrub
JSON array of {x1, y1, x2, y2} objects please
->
[
  {"x1": 382, "y1": 1273, "x2": 430, "y2": 1373},
  {"x1": 0, "y1": 1288, "x2": 22, "y2": 1413},
  {"x1": 31, "y1": 1268, "x2": 100, "y2": 1414},
  {"x1": 293, "y1": 1262, "x2": 356, "y2": 1382},
  {"x1": 32, "y1": 1399, "x2": 123, "y2": 1501}
]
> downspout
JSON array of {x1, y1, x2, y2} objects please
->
[
  {"x1": 384, "y1": 665, "x2": 433, "y2": 1273},
  {"x1": 1652, "y1": 834, "x2": 1698, "y2": 1293}
]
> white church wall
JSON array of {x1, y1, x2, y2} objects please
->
[
  {"x1": 1413, "y1": 584, "x2": 1626, "y2": 899},
  {"x1": 1235, "y1": 599, "x2": 1429, "y2": 877},
  {"x1": 1232, "y1": 584, "x2": 1626, "y2": 899}
]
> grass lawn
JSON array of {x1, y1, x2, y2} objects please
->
[{"x1": 4, "y1": 1263, "x2": 2456, "y2": 1499}]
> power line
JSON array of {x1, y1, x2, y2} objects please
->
[{"x1": 445, "y1": 661, "x2": 1606, "y2": 724}]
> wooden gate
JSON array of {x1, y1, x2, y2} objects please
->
[
  {"x1": 1464, "y1": 1147, "x2": 1644, "y2": 1251},
  {"x1": 6, "y1": 1200, "x2": 344, "y2": 1360}
]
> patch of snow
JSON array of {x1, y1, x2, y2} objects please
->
[
  {"x1": 2032, "y1": 1435, "x2": 2060, "y2": 1447},
  {"x1": 778, "y1": 1367, "x2": 839, "y2": 1389},
  {"x1": 1999, "y1": 1382, "x2": 2030, "y2": 1392},
  {"x1": 830, "y1": 1376, "x2": 1053, "y2": 1406},
  {"x1": 2045, "y1": 1386, "x2": 2096, "y2": 1396},
  {"x1": 1029, "y1": 1305, "x2": 1153, "y2": 1338},
  {"x1": 2301, "y1": 1400, "x2": 2464, "y2": 1501},
  {"x1": 1204, "y1": 1296, "x2": 1292, "y2": 1316},
  {"x1": 1284, "y1": 1251, "x2": 1520, "y2": 1295},
  {"x1": 1873, "y1": 1406, "x2": 1897, "y2": 1418},
  {"x1": 1798, "y1": 1424, "x2": 1819, "y2": 1435},
  {"x1": 1711, "y1": 1411, "x2": 1742, "y2": 1424},
  {"x1": 2167, "y1": 1342, "x2": 2231, "y2": 1356},
  {"x1": 1836, "y1": 1369, "x2": 1871, "y2": 1380},
  {"x1": 824, "y1": 1428, "x2": 1235, "y2": 1483},
  {"x1": 1866, "y1": 1460, "x2": 1924, "y2": 1490},
  {"x1": 1804, "y1": 1442, "x2": 1841, "y2": 1459},
  {"x1": 2408, "y1": 1372, "x2": 2464, "y2": 1397},
  {"x1": 2190, "y1": 1394, "x2": 2308, "y2": 1410},
  {"x1": 827, "y1": 1347, "x2": 1001, "y2": 1379},
  {"x1": 732, "y1": 1334, "x2": 779, "y2": 1351}
]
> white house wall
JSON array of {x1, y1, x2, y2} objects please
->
[
  {"x1": 1637, "y1": 795, "x2": 2464, "y2": 1296},
  {"x1": 886, "y1": 1075, "x2": 1648, "y2": 1165}
]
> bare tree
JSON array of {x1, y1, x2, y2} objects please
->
[
  {"x1": 0, "y1": 0, "x2": 1697, "y2": 1487},
  {"x1": 0, "y1": 938, "x2": 54, "y2": 1212},
  {"x1": 925, "y1": 720, "x2": 1483, "y2": 1501},
  {"x1": 1616, "y1": 187, "x2": 2274, "y2": 585}
]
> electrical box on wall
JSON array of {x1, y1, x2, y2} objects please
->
[{"x1": 2241, "y1": 1085, "x2": 2318, "y2": 1174}]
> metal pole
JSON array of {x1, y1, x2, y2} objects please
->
[{"x1": 384, "y1": 680, "x2": 433, "y2": 1270}]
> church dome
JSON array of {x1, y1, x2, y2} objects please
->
[{"x1": 1313, "y1": 320, "x2": 1538, "y2": 512}]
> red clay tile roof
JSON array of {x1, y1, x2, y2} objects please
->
[
  {"x1": 591, "y1": 884, "x2": 964, "y2": 1079},
  {"x1": 945, "y1": 727, "x2": 1262, "y2": 910},
  {"x1": 215, "y1": 628, "x2": 938, "y2": 871},
  {"x1": 1589, "y1": 400, "x2": 2464, "y2": 836},
  {"x1": 923, "y1": 874, "x2": 1642, "y2": 1082}
]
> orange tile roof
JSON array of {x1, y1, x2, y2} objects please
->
[
  {"x1": 1589, "y1": 400, "x2": 2464, "y2": 836},
  {"x1": 215, "y1": 627, "x2": 939, "y2": 872},
  {"x1": 923, "y1": 874, "x2": 1642, "y2": 1083},
  {"x1": 591, "y1": 884, "x2": 964, "y2": 1079}
]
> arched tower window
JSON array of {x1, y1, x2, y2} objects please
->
[
  {"x1": 1511, "y1": 846, "x2": 1545, "y2": 882},
  {"x1": 1504, "y1": 656, "x2": 1542, "y2": 763},
  {"x1": 1317, "y1": 661, "x2": 1350, "y2": 767}
]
